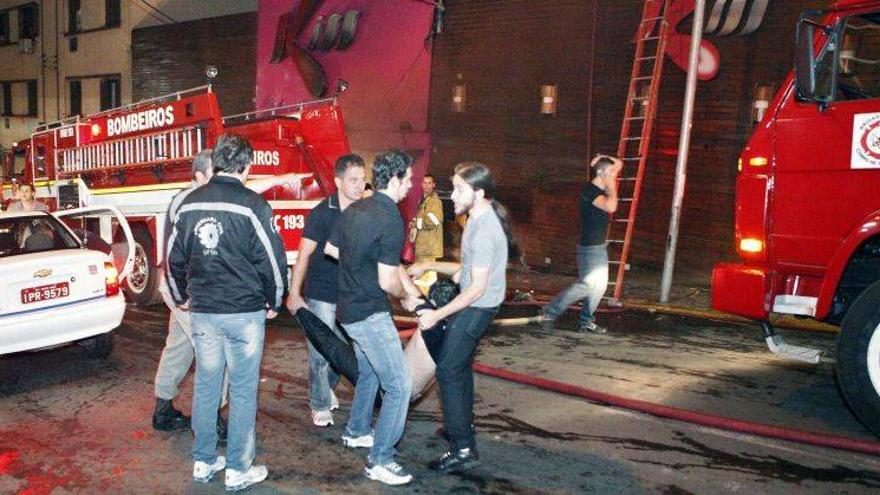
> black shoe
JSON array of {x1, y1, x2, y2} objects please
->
[
  {"x1": 216, "y1": 414, "x2": 228, "y2": 446},
  {"x1": 152, "y1": 398, "x2": 191, "y2": 431},
  {"x1": 428, "y1": 448, "x2": 481, "y2": 473},
  {"x1": 577, "y1": 321, "x2": 607, "y2": 334}
]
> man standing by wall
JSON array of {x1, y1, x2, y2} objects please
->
[
  {"x1": 325, "y1": 149, "x2": 422, "y2": 486},
  {"x1": 410, "y1": 174, "x2": 444, "y2": 262},
  {"x1": 286, "y1": 154, "x2": 366, "y2": 427},
  {"x1": 409, "y1": 162, "x2": 519, "y2": 474},
  {"x1": 167, "y1": 135, "x2": 288, "y2": 491},
  {"x1": 541, "y1": 155, "x2": 622, "y2": 334}
]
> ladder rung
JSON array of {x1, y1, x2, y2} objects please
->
[
  {"x1": 619, "y1": 198, "x2": 634, "y2": 202},
  {"x1": 625, "y1": 117, "x2": 646, "y2": 121},
  {"x1": 641, "y1": 16, "x2": 663, "y2": 23},
  {"x1": 633, "y1": 76, "x2": 653, "y2": 81},
  {"x1": 622, "y1": 137, "x2": 642, "y2": 141},
  {"x1": 632, "y1": 96, "x2": 648, "y2": 101},
  {"x1": 614, "y1": 218, "x2": 630, "y2": 223},
  {"x1": 636, "y1": 56, "x2": 657, "y2": 62},
  {"x1": 608, "y1": 239, "x2": 625, "y2": 243},
  {"x1": 618, "y1": 177, "x2": 638, "y2": 181},
  {"x1": 622, "y1": 157, "x2": 642, "y2": 161},
  {"x1": 642, "y1": 36, "x2": 661, "y2": 41}
]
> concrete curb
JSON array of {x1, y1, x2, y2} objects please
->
[{"x1": 623, "y1": 298, "x2": 839, "y2": 335}]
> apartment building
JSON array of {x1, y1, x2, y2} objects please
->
[{"x1": 0, "y1": 0, "x2": 255, "y2": 153}]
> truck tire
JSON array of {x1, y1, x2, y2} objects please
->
[
  {"x1": 837, "y1": 278, "x2": 880, "y2": 437},
  {"x1": 80, "y1": 332, "x2": 113, "y2": 359},
  {"x1": 125, "y1": 227, "x2": 160, "y2": 306}
]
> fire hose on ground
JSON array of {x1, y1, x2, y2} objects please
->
[{"x1": 390, "y1": 299, "x2": 880, "y2": 457}]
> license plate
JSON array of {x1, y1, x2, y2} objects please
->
[{"x1": 21, "y1": 282, "x2": 70, "y2": 304}]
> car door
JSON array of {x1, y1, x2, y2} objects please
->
[{"x1": 54, "y1": 205, "x2": 135, "y2": 282}]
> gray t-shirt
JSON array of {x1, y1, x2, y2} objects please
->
[
  {"x1": 459, "y1": 207, "x2": 507, "y2": 308},
  {"x1": 8, "y1": 200, "x2": 49, "y2": 212}
]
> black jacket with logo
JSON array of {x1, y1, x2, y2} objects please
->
[{"x1": 166, "y1": 175, "x2": 288, "y2": 313}]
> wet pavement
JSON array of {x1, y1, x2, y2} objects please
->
[{"x1": 1, "y1": 302, "x2": 880, "y2": 494}]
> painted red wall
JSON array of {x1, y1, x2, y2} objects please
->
[{"x1": 256, "y1": 0, "x2": 436, "y2": 217}]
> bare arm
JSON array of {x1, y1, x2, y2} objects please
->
[
  {"x1": 245, "y1": 173, "x2": 309, "y2": 195},
  {"x1": 285, "y1": 238, "x2": 317, "y2": 313},
  {"x1": 417, "y1": 266, "x2": 489, "y2": 329},
  {"x1": 592, "y1": 157, "x2": 623, "y2": 213},
  {"x1": 378, "y1": 262, "x2": 406, "y2": 299},
  {"x1": 324, "y1": 241, "x2": 339, "y2": 260},
  {"x1": 408, "y1": 261, "x2": 462, "y2": 278}
]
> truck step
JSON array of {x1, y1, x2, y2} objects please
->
[{"x1": 764, "y1": 335, "x2": 822, "y2": 364}]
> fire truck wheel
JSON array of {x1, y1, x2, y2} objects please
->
[
  {"x1": 80, "y1": 332, "x2": 113, "y2": 359},
  {"x1": 837, "y1": 278, "x2": 880, "y2": 437},
  {"x1": 125, "y1": 228, "x2": 160, "y2": 306}
]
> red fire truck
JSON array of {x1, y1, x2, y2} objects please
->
[
  {"x1": 1, "y1": 85, "x2": 347, "y2": 306},
  {"x1": 711, "y1": 0, "x2": 880, "y2": 435}
]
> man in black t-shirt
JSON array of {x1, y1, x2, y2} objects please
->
[
  {"x1": 286, "y1": 154, "x2": 366, "y2": 427},
  {"x1": 541, "y1": 155, "x2": 622, "y2": 334},
  {"x1": 325, "y1": 150, "x2": 423, "y2": 486}
]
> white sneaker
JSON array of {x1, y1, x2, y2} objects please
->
[
  {"x1": 330, "y1": 390, "x2": 340, "y2": 411},
  {"x1": 364, "y1": 461, "x2": 413, "y2": 485},
  {"x1": 311, "y1": 409, "x2": 334, "y2": 427},
  {"x1": 225, "y1": 464, "x2": 268, "y2": 491},
  {"x1": 193, "y1": 456, "x2": 226, "y2": 483},
  {"x1": 341, "y1": 432, "x2": 374, "y2": 448}
]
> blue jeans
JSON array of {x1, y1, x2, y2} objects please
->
[
  {"x1": 436, "y1": 306, "x2": 497, "y2": 451},
  {"x1": 342, "y1": 312, "x2": 412, "y2": 465},
  {"x1": 306, "y1": 298, "x2": 342, "y2": 411},
  {"x1": 544, "y1": 244, "x2": 609, "y2": 327},
  {"x1": 191, "y1": 310, "x2": 266, "y2": 472}
]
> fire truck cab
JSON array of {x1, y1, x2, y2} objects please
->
[
  {"x1": 3, "y1": 86, "x2": 348, "y2": 306},
  {"x1": 711, "y1": 0, "x2": 880, "y2": 436}
]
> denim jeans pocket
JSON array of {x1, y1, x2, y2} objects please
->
[{"x1": 461, "y1": 308, "x2": 497, "y2": 340}]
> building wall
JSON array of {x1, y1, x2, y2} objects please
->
[
  {"x1": 0, "y1": 0, "x2": 256, "y2": 169},
  {"x1": 131, "y1": 12, "x2": 258, "y2": 116},
  {"x1": 429, "y1": 0, "x2": 829, "y2": 274}
]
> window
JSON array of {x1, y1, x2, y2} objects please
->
[
  {"x1": 27, "y1": 80, "x2": 37, "y2": 116},
  {"x1": 835, "y1": 15, "x2": 880, "y2": 101},
  {"x1": 19, "y1": 3, "x2": 38, "y2": 40},
  {"x1": 1, "y1": 83, "x2": 10, "y2": 116},
  {"x1": 0, "y1": 80, "x2": 37, "y2": 117},
  {"x1": 105, "y1": 0, "x2": 120, "y2": 28},
  {"x1": 0, "y1": 12, "x2": 9, "y2": 44},
  {"x1": 68, "y1": 0, "x2": 79, "y2": 34},
  {"x1": 99, "y1": 77, "x2": 120, "y2": 110},
  {"x1": 69, "y1": 80, "x2": 82, "y2": 116}
]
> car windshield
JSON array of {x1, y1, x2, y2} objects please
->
[{"x1": 0, "y1": 215, "x2": 81, "y2": 257}]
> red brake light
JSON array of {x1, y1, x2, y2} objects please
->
[{"x1": 104, "y1": 262, "x2": 120, "y2": 297}]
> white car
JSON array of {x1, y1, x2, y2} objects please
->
[{"x1": 0, "y1": 207, "x2": 133, "y2": 357}]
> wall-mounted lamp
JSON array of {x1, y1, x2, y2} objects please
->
[
  {"x1": 540, "y1": 85, "x2": 557, "y2": 115},
  {"x1": 452, "y1": 84, "x2": 466, "y2": 113},
  {"x1": 752, "y1": 84, "x2": 773, "y2": 124}
]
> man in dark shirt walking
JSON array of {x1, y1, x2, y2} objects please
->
[
  {"x1": 286, "y1": 154, "x2": 366, "y2": 427},
  {"x1": 541, "y1": 155, "x2": 622, "y2": 334},
  {"x1": 325, "y1": 149, "x2": 422, "y2": 486}
]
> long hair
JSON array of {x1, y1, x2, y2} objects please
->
[{"x1": 454, "y1": 162, "x2": 524, "y2": 265}]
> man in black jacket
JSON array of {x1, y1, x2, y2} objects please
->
[{"x1": 167, "y1": 134, "x2": 288, "y2": 491}]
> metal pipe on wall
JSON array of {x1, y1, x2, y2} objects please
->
[{"x1": 660, "y1": 0, "x2": 706, "y2": 303}]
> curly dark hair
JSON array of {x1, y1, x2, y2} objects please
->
[
  {"x1": 211, "y1": 134, "x2": 254, "y2": 174},
  {"x1": 371, "y1": 149, "x2": 413, "y2": 190},
  {"x1": 428, "y1": 278, "x2": 460, "y2": 308}
]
